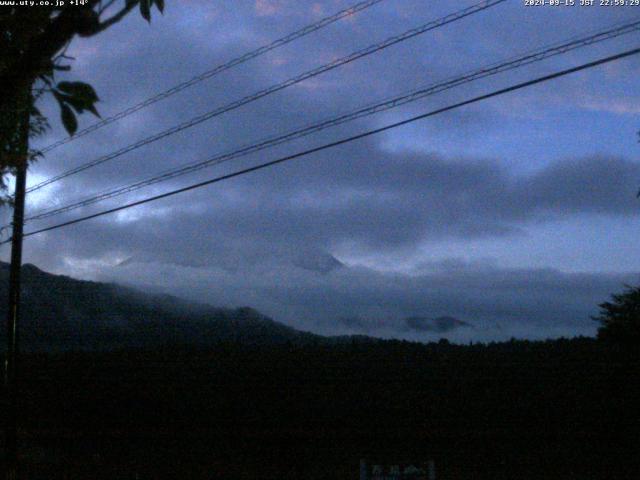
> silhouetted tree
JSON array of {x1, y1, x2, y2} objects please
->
[
  {"x1": 0, "y1": 0, "x2": 165, "y2": 200},
  {"x1": 593, "y1": 284, "x2": 640, "y2": 344}
]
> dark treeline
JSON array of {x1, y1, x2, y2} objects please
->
[{"x1": 1, "y1": 336, "x2": 639, "y2": 479}]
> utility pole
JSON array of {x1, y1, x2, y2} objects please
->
[{"x1": 4, "y1": 106, "x2": 29, "y2": 480}]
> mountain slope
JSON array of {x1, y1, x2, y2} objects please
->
[{"x1": 0, "y1": 262, "x2": 333, "y2": 350}]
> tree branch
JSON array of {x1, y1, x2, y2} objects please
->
[
  {"x1": 0, "y1": 1, "x2": 139, "y2": 98},
  {"x1": 98, "y1": 0, "x2": 118, "y2": 16},
  {"x1": 93, "y1": 1, "x2": 138, "y2": 34}
]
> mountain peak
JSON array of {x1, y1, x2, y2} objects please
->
[
  {"x1": 404, "y1": 315, "x2": 472, "y2": 333},
  {"x1": 292, "y1": 249, "x2": 344, "y2": 274}
]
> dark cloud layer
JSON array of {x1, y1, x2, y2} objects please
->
[
  {"x1": 90, "y1": 259, "x2": 638, "y2": 343},
  {"x1": 17, "y1": 151, "x2": 639, "y2": 268},
  {"x1": 2, "y1": 0, "x2": 639, "y2": 342}
]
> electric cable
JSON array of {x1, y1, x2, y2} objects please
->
[
  {"x1": 37, "y1": 0, "x2": 389, "y2": 155},
  {"x1": 26, "y1": 0, "x2": 506, "y2": 194},
  {"x1": 6, "y1": 45, "x2": 638, "y2": 244},
  {"x1": 24, "y1": 18, "x2": 640, "y2": 223}
]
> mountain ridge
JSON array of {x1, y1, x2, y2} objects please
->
[{"x1": 0, "y1": 261, "x2": 375, "y2": 351}]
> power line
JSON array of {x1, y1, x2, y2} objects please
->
[
  {"x1": 8, "y1": 45, "x2": 639, "y2": 244},
  {"x1": 26, "y1": 0, "x2": 506, "y2": 194},
  {"x1": 23, "y1": 18, "x2": 640, "y2": 223},
  {"x1": 27, "y1": 18, "x2": 640, "y2": 220},
  {"x1": 36, "y1": 0, "x2": 388, "y2": 155}
]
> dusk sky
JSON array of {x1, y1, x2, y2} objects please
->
[{"x1": 2, "y1": 0, "x2": 640, "y2": 342}]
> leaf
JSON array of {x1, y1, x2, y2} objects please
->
[
  {"x1": 56, "y1": 92, "x2": 85, "y2": 114},
  {"x1": 155, "y1": 0, "x2": 164, "y2": 13},
  {"x1": 56, "y1": 81, "x2": 99, "y2": 103},
  {"x1": 140, "y1": 0, "x2": 151, "y2": 22},
  {"x1": 52, "y1": 90, "x2": 65, "y2": 107},
  {"x1": 60, "y1": 104, "x2": 77, "y2": 136},
  {"x1": 55, "y1": 82, "x2": 101, "y2": 118},
  {"x1": 86, "y1": 103, "x2": 101, "y2": 118}
]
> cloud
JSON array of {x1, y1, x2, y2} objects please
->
[
  {"x1": 13, "y1": 150, "x2": 640, "y2": 281},
  {"x1": 79, "y1": 258, "x2": 637, "y2": 343},
  {"x1": 255, "y1": 0, "x2": 282, "y2": 17},
  {"x1": 2, "y1": 0, "x2": 639, "y2": 343},
  {"x1": 580, "y1": 96, "x2": 640, "y2": 115}
]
